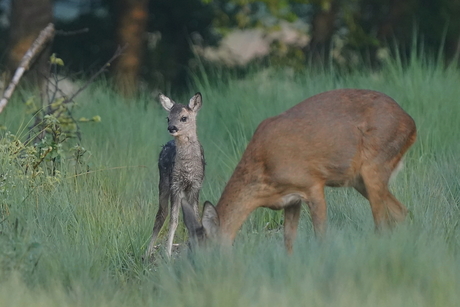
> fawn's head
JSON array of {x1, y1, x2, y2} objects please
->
[
  {"x1": 159, "y1": 92, "x2": 202, "y2": 138},
  {"x1": 181, "y1": 200, "x2": 220, "y2": 246}
]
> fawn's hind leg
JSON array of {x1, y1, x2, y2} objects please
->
[
  {"x1": 187, "y1": 188, "x2": 201, "y2": 221},
  {"x1": 165, "y1": 193, "x2": 181, "y2": 257}
]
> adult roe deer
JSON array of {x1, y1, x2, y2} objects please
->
[
  {"x1": 182, "y1": 89, "x2": 417, "y2": 253},
  {"x1": 144, "y1": 92, "x2": 205, "y2": 259}
]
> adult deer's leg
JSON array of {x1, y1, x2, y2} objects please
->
[
  {"x1": 360, "y1": 163, "x2": 407, "y2": 229},
  {"x1": 385, "y1": 157, "x2": 409, "y2": 223},
  {"x1": 284, "y1": 200, "x2": 302, "y2": 254},
  {"x1": 306, "y1": 184, "x2": 327, "y2": 237}
]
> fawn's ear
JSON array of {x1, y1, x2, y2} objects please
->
[
  {"x1": 159, "y1": 93, "x2": 175, "y2": 111},
  {"x1": 181, "y1": 199, "x2": 201, "y2": 236},
  {"x1": 188, "y1": 92, "x2": 202, "y2": 112},
  {"x1": 202, "y1": 201, "x2": 219, "y2": 239}
]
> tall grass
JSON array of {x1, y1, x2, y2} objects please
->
[{"x1": 1, "y1": 54, "x2": 459, "y2": 306}]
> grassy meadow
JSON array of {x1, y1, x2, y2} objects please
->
[{"x1": 1, "y1": 55, "x2": 460, "y2": 306}]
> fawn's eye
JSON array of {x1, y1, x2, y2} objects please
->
[
  {"x1": 166, "y1": 117, "x2": 169, "y2": 122},
  {"x1": 180, "y1": 116, "x2": 187, "y2": 122}
]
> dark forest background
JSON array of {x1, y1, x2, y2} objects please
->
[{"x1": 1, "y1": 0, "x2": 460, "y2": 97}]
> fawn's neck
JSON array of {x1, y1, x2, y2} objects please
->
[
  {"x1": 175, "y1": 132, "x2": 200, "y2": 152},
  {"x1": 173, "y1": 133, "x2": 203, "y2": 172}
]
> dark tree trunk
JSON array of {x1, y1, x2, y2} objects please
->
[
  {"x1": 7, "y1": 0, "x2": 53, "y2": 88},
  {"x1": 308, "y1": 1, "x2": 338, "y2": 63},
  {"x1": 377, "y1": 0, "x2": 414, "y2": 41},
  {"x1": 114, "y1": 0, "x2": 149, "y2": 98}
]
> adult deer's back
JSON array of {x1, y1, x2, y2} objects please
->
[{"x1": 184, "y1": 89, "x2": 417, "y2": 253}]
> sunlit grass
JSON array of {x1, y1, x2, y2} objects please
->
[{"x1": 1, "y1": 54, "x2": 460, "y2": 306}]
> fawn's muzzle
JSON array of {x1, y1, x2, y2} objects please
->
[{"x1": 168, "y1": 126, "x2": 178, "y2": 133}]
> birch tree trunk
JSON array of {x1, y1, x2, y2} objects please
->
[{"x1": 7, "y1": 0, "x2": 53, "y2": 88}]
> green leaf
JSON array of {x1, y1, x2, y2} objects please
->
[{"x1": 50, "y1": 53, "x2": 65, "y2": 66}]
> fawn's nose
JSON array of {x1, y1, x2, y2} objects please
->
[{"x1": 168, "y1": 125, "x2": 178, "y2": 133}]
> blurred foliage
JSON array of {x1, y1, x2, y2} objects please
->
[
  {"x1": 204, "y1": 0, "x2": 460, "y2": 68},
  {"x1": 1, "y1": 0, "x2": 460, "y2": 91},
  {"x1": 0, "y1": 55, "x2": 105, "y2": 268},
  {"x1": 48, "y1": 0, "x2": 215, "y2": 92},
  {"x1": 145, "y1": 0, "x2": 216, "y2": 91},
  {"x1": 53, "y1": 10, "x2": 117, "y2": 73},
  {"x1": 204, "y1": 0, "x2": 308, "y2": 31},
  {"x1": 0, "y1": 217, "x2": 41, "y2": 281},
  {"x1": 0, "y1": 54, "x2": 97, "y2": 204},
  {"x1": 25, "y1": 54, "x2": 99, "y2": 177}
]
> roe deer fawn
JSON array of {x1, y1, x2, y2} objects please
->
[
  {"x1": 144, "y1": 92, "x2": 205, "y2": 259},
  {"x1": 182, "y1": 89, "x2": 417, "y2": 253}
]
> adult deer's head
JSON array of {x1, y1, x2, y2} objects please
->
[{"x1": 181, "y1": 200, "x2": 220, "y2": 246}]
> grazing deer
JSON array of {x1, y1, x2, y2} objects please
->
[
  {"x1": 144, "y1": 92, "x2": 205, "y2": 259},
  {"x1": 182, "y1": 89, "x2": 417, "y2": 253}
]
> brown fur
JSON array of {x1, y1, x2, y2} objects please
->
[{"x1": 188, "y1": 89, "x2": 416, "y2": 253}]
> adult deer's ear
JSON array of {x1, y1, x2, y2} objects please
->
[
  {"x1": 159, "y1": 93, "x2": 175, "y2": 111},
  {"x1": 202, "y1": 201, "x2": 219, "y2": 239},
  {"x1": 188, "y1": 92, "x2": 202, "y2": 112}
]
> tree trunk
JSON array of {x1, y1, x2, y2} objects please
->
[
  {"x1": 308, "y1": 0, "x2": 338, "y2": 63},
  {"x1": 377, "y1": 0, "x2": 414, "y2": 41},
  {"x1": 114, "y1": 0, "x2": 149, "y2": 98},
  {"x1": 7, "y1": 0, "x2": 53, "y2": 88}
]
